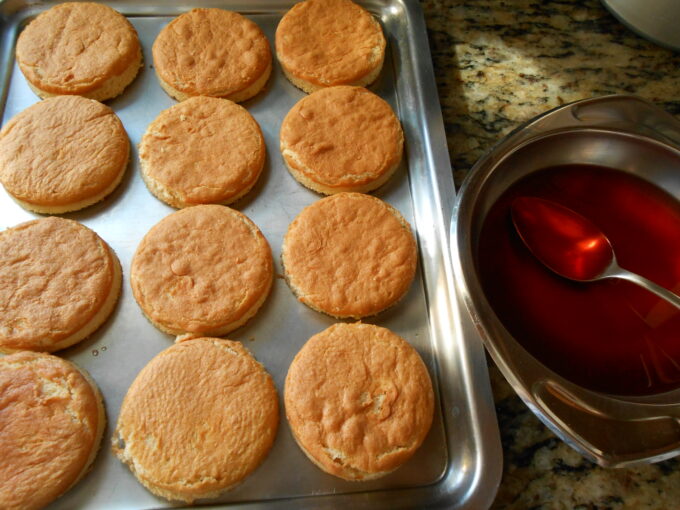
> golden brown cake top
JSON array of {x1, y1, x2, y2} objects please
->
[
  {"x1": 140, "y1": 96, "x2": 265, "y2": 205},
  {"x1": 282, "y1": 193, "x2": 417, "y2": 318},
  {"x1": 285, "y1": 323, "x2": 434, "y2": 480},
  {"x1": 275, "y1": 0, "x2": 386, "y2": 87},
  {"x1": 15, "y1": 2, "x2": 141, "y2": 95},
  {"x1": 0, "y1": 217, "x2": 117, "y2": 352},
  {"x1": 113, "y1": 337, "x2": 279, "y2": 502},
  {"x1": 152, "y1": 8, "x2": 271, "y2": 98},
  {"x1": 130, "y1": 205, "x2": 273, "y2": 334},
  {"x1": 0, "y1": 96, "x2": 129, "y2": 207},
  {"x1": 280, "y1": 86, "x2": 403, "y2": 188},
  {"x1": 0, "y1": 351, "x2": 102, "y2": 510}
]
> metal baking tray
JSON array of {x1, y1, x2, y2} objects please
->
[{"x1": 0, "y1": 1, "x2": 502, "y2": 508}]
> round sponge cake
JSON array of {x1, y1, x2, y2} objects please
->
[
  {"x1": 112, "y1": 337, "x2": 279, "y2": 503},
  {"x1": 275, "y1": 0, "x2": 386, "y2": 93},
  {"x1": 0, "y1": 95, "x2": 129, "y2": 214},
  {"x1": 282, "y1": 193, "x2": 417, "y2": 318},
  {"x1": 280, "y1": 86, "x2": 403, "y2": 194},
  {"x1": 0, "y1": 351, "x2": 106, "y2": 510},
  {"x1": 130, "y1": 205, "x2": 273, "y2": 336},
  {"x1": 152, "y1": 8, "x2": 271, "y2": 102},
  {"x1": 15, "y1": 2, "x2": 142, "y2": 101},
  {"x1": 285, "y1": 323, "x2": 434, "y2": 480},
  {"x1": 0, "y1": 217, "x2": 122, "y2": 353},
  {"x1": 139, "y1": 96, "x2": 265, "y2": 208}
]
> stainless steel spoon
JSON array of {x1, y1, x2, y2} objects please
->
[{"x1": 511, "y1": 196, "x2": 680, "y2": 309}]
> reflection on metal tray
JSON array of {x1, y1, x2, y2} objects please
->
[{"x1": 0, "y1": 1, "x2": 501, "y2": 509}]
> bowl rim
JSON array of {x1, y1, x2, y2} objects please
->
[{"x1": 451, "y1": 95, "x2": 680, "y2": 467}]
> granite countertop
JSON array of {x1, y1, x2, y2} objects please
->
[{"x1": 421, "y1": 0, "x2": 680, "y2": 508}]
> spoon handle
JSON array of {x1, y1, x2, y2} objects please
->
[{"x1": 608, "y1": 267, "x2": 680, "y2": 309}]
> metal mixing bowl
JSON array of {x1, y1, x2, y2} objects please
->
[{"x1": 451, "y1": 95, "x2": 680, "y2": 467}]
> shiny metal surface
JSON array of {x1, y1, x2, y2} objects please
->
[
  {"x1": 452, "y1": 95, "x2": 680, "y2": 467},
  {"x1": 602, "y1": 0, "x2": 680, "y2": 52},
  {"x1": 600, "y1": 259, "x2": 680, "y2": 309},
  {"x1": 0, "y1": 1, "x2": 501, "y2": 508},
  {"x1": 511, "y1": 196, "x2": 680, "y2": 308}
]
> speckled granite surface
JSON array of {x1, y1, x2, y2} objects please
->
[{"x1": 421, "y1": 0, "x2": 680, "y2": 508}]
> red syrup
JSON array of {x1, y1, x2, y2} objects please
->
[{"x1": 477, "y1": 165, "x2": 680, "y2": 396}]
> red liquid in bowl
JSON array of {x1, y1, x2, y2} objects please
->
[{"x1": 477, "y1": 165, "x2": 680, "y2": 395}]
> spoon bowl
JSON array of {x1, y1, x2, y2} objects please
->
[{"x1": 511, "y1": 196, "x2": 680, "y2": 308}]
